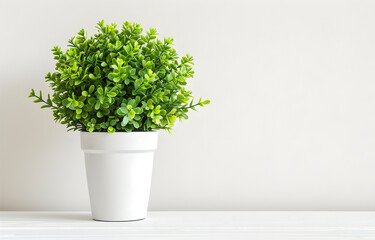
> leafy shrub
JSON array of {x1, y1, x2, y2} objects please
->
[{"x1": 29, "y1": 20, "x2": 209, "y2": 133}]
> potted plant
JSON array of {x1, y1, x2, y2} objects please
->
[{"x1": 29, "y1": 20, "x2": 209, "y2": 222}]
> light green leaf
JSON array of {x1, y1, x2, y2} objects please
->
[
  {"x1": 121, "y1": 116, "x2": 130, "y2": 126},
  {"x1": 129, "y1": 110, "x2": 135, "y2": 118},
  {"x1": 108, "y1": 126, "x2": 115, "y2": 133},
  {"x1": 124, "y1": 45, "x2": 131, "y2": 54},
  {"x1": 119, "y1": 107, "x2": 128, "y2": 114},
  {"x1": 95, "y1": 102, "x2": 100, "y2": 110},
  {"x1": 133, "y1": 121, "x2": 140, "y2": 128},
  {"x1": 168, "y1": 108, "x2": 177, "y2": 115},
  {"x1": 108, "y1": 92, "x2": 117, "y2": 97}
]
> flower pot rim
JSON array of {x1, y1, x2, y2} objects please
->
[{"x1": 81, "y1": 131, "x2": 158, "y2": 152}]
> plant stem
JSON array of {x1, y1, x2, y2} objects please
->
[
  {"x1": 178, "y1": 103, "x2": 200, "y2": 111},
  {"x1": 33, "y1": 95, "x2": 58, "y2": 109}
]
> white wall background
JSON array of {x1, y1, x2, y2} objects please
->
[{"x1": 1, "y1": 0, "x2": 375, "y2": 211}]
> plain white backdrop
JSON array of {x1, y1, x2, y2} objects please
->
[{"x1": 1, "y1": 0, "x2": 375, "y2": 211}]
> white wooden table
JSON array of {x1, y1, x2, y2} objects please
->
[{"x1": 1, "y1": 211, "x2": 375, "y2": 239}]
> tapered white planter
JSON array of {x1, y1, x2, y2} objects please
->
[{"x1": 80, "y1": 131, "x2": 158, "y2": 222}]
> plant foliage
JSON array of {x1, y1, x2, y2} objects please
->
[{"x1": 29, "y1": 20, "x2": 209, "y2": 133}]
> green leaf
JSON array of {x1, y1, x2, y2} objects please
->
[
  {"x1": 160, "y1": 109, "x2": 167, "y2": 115},
  {"x1": 108, "y1": 92, "x2": 117, "y2": 97},
  {"x1": 115, "y1": 40, "x2": 123, "y2": 50},
  {"x1": 134, "y1": 115, "x2": 141, "y2": 121},
  {"x1": 168, "y1": 108, "x2": 177, "y2": 115},
  {"x1": 154, "y1": 105, "x2": 161, "y2": 114},
  {"x1": 82, "y1": 91, "x2": 88, "y2": 96},
  {"x1": 88, "y1": 98, "x2": 96, "y2": 105},
  {"x1": 108, "y1": 126, "x2": 115, "y2": 133},
  {"x1": 74, "y1": 80, "x2": 82, "y2": 85},
  {"x1": 129, "y1": 110, "x2": 135, "y2": 118},
  {"x1": 78, "y1": 28, "x2": 85, "y2": 36},
  {"x1": 28, "y1": 89, "x2": 35, "y2": 98},
  {"x1": 169, "y1": 115, "x2": 177, "y2": 122},
  {"x1": 94, "y1": 66, "x2": 100, "y2": 75},
  {"x1": 97, "y1": 111, "x2": 103, "y2": 118},
  {"x1": 108, "y1": 73, "x2": 116, "y2": 81},
  {"x1": 110, "y1": 119, "x2": 117, "y2": 126},
  {"x1": 47, "y1": 98, "x2": 52, "y2": 105},
  {"x1": 133, "y1": 121, "x2": 140, "y2": 128},
  {"x1": 102, "y1": 108, "x2": 110, "y2": 115},
  {"x1": 119, "y1": 107, "x2": 128, "y2": 114},
  {"x1": 78, "y1": 96, "x2": 86, "y2": 102},
  {"x1": 95, "y1": 102, "x2": 100, "y2": 110},
  {"x1": 121, "y1": 116, "x2": 130, "y2": 126},
  {"x1": 97, "y1": 87, "x2": 103, "y2": 95},
  {"x1": 146, "y1": 119, "x2": 152, "y2": 128},
  {"x1": 124, "y1": 45, "x2": 131, "y2": 54},
  {"x1": 130, "y1": 69, "x2": 136, "y2": 76},
  {"x1": 177, "y1": 94, "x2": 184, "y2": 100},
  {"x1": 125, "y1": 124, "x2": 133, "y2": 132},
  {"x1": 89, "y1": 85, "x2": 95, "y2": 93},
  {"x1": 134, "y1": 107, "x2": 143, "y2": 114},
  {"x1": 166, "y1": 74, "x2": 173, "y2": 81}
]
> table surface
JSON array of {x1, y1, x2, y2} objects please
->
[{"x1": 1, "y1": 211, "x2": 375, "y2": 239}]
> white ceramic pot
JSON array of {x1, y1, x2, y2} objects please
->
[{"x1": 80, "y1": 131, "x2": 158, "y2": 221}]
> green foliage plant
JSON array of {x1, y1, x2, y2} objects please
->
[{"x1": 29, "y1": 20, "x2": 210, "y2": 133}]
